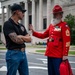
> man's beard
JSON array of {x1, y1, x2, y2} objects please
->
[
  {"x1": 19, "y1": 17, "x2": 22, "y2": 20},
  {"x1": 51, "y1": 18, "x2": 61, "y2": 26}
]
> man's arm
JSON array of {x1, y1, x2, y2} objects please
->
[
  {"x1": 62, "y1": 24, "x2": 70, "y2": 60},
  {"x1": 9, "y1": 32, "x2": 24, "y2": 44},
  {"x1": 18, "y1": 34, "x2": 31, "y2": 42},
  {"x1": 29, "y1": 25, "x2": 49, "y2": 39}
]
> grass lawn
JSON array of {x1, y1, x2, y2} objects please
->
[
  {"x1": 0, "y1": 48, "x2": 6, "y2": 50},
  {"x1": 69, "y1": 51, "x2": 75, "y2": 55},
  {"x1": 36, "y1": 50, "x2": 75, "y2": 55},
  {"x1": 36, "y1": 50, "x2": 45, "y2": 53},
  {"x1": 26, "y1": 45, "x2": 46, "y2": 48}
]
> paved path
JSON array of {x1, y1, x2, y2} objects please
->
[{"x1": 0, "y1": 51, "x2": 75, "y2": 75}]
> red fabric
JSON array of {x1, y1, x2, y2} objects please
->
[
  {"x1": 33, "y1": 21, "x2": 70, "y2": 58},
  {"x1": 53, "y1": 5, "x2": 63, "y2": 13},
  {"x1": 61, "y1": 23, "x2": 70, "y2": 56},
  {"x1": 60, "y1": 59, "x2": 73, "y2": 75}
]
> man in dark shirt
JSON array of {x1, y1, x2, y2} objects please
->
[{"x1": 3, "y1": 4, "x2": 31, "y2": 75}]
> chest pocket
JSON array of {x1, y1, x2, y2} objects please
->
[
  {"x1": 50, "y1": 26, "x2": 62, "y2": 36},
  {"x1": 15, "y1": 25, "x2": 25, "y2": 35},
  {"x1": 20, "y1": 26, "x2": 25, "y2": 35},
  {"x1": 49, "y1": 25, "x2": 62, "y2": 46},
  {"x1": 13, "y1": 25, "x2": 22, "y2": 35}
]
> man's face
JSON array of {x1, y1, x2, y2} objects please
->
[
  {"x1": 16, "y1": 10, "x2": 25, "y2": 20},
  {"x1": 53, "y1": 12, "x2": 63, "y2": 19}
]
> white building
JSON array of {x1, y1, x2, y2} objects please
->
[{"x1": 0, "y1": 0, "x2": 75, "y2": 44}]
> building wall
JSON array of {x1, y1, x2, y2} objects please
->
[
  {"x1": 0, "y1": 0, "x2": 75, "y2": 44},
  {"x1": 0, "y1": 13, "x2": 7, "y2": 26},
  {"x1": 63, "y1": 5, "x2": 75, "y2": 19}
]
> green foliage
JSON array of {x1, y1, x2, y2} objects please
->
[
  {"x1": 35, "y1": 42, "x2": 46, "y2": 45},
  {"x1": 64, "y1": 14, "x2": 75, "y2": 45},
  {"x1": 64, "y1": 14, "x2": 75, "y2": 29},
  {"x1": 71, "y1": 30, "x2": 75, "y2": 45}
]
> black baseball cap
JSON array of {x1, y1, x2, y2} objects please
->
[{"x1": 11, "y1": 4, "x2": 26, "y2": 13}]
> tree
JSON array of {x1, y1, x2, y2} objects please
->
[{"x1": 64, "y1": 14, "x2": 75, "y2": 45}]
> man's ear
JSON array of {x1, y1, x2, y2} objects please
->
[
  {"x1": 16, "y1": 10, "x2": 20, "y2": 16},
  {"x1": 16, "y1": 10, "x2": 19, "y2": 13}
]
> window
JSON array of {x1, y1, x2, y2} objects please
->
[
  {"x1": 43, "y1": 18, "x2": 47, "y2": 29},
  {"x1": 29, "y1": 15, "x2": 32, "y2": 24},
  {"x1": 0, "y1": 25, "x2": 2, "y2": 33}
]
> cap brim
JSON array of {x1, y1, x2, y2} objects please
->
[
  {"x1": 22, "y1": 10, "x2": 27, "y2": 13},
  {"x1": 53, "y1": 11, "x2": 63, "y2": 14}
]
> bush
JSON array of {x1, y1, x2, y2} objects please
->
[
  {"x1": 71, "y1": 30, "x2": 75, "y2": 45},
  {"x1": 64, "y1": 14, "x2": 75, "y2": 45},
  {"x1": 0, "y1": 41, "x2": 2, "y2": 44},
  {"x1": 36, "y1": 42, "x2": 47, "y2": 45}
]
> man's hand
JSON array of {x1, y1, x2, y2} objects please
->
[
  {"x1": 29, "y1": 24, "x2": 34, "y2": 32},
  {"x1": 17, "y1": 35, "x2": 24, "y2": 38},
  {"x1": 62, "y1": 56, "x2": 68, "y2": 60}
]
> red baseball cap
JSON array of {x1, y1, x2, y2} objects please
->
[{"x1": 53, "y1": 5, "x2": 63, "y2": 14}]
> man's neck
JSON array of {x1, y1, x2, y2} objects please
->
[{"x1": 11, "y1": 16, "x2": 19, "y2": 25}]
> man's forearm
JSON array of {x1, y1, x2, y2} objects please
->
[
  {"x1": 21, "y1": 35, "x2": 31, "y2": 42},
  {"x1": 9, "y1": 32, "x2": 24, "y2": 44}
]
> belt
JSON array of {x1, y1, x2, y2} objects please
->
[
  {"x1": 49, "y1": 38, "x2": 62, "y2": 42},
  {"x1": 13, "y1": 48, "x2": 25, "y2": 52}
]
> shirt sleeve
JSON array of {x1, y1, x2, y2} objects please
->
[
  {"x1": 3, "y1": 21, "x2": 15, "y2": 36},
  {"x1": 62, "y1": 24, "x2": 71, "y2": 56},
  {"x1": 32, "y1": 26, "x2": 50, "y2": 39}
]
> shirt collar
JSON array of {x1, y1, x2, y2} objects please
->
[{"x1": 9, "y1": 18, "x2": 20, "y2": 26}]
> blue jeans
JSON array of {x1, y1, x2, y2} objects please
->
[
  {"x1": 47, "y1": 57, "x2": 62, "y2": 75},
  {"x1": 6, "y1": 50, "x2": 29, "y2": 75}
]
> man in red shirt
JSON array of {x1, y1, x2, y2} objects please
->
[{"x1": 29, "y1": 5, "x2": 70, "y2": 75}]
